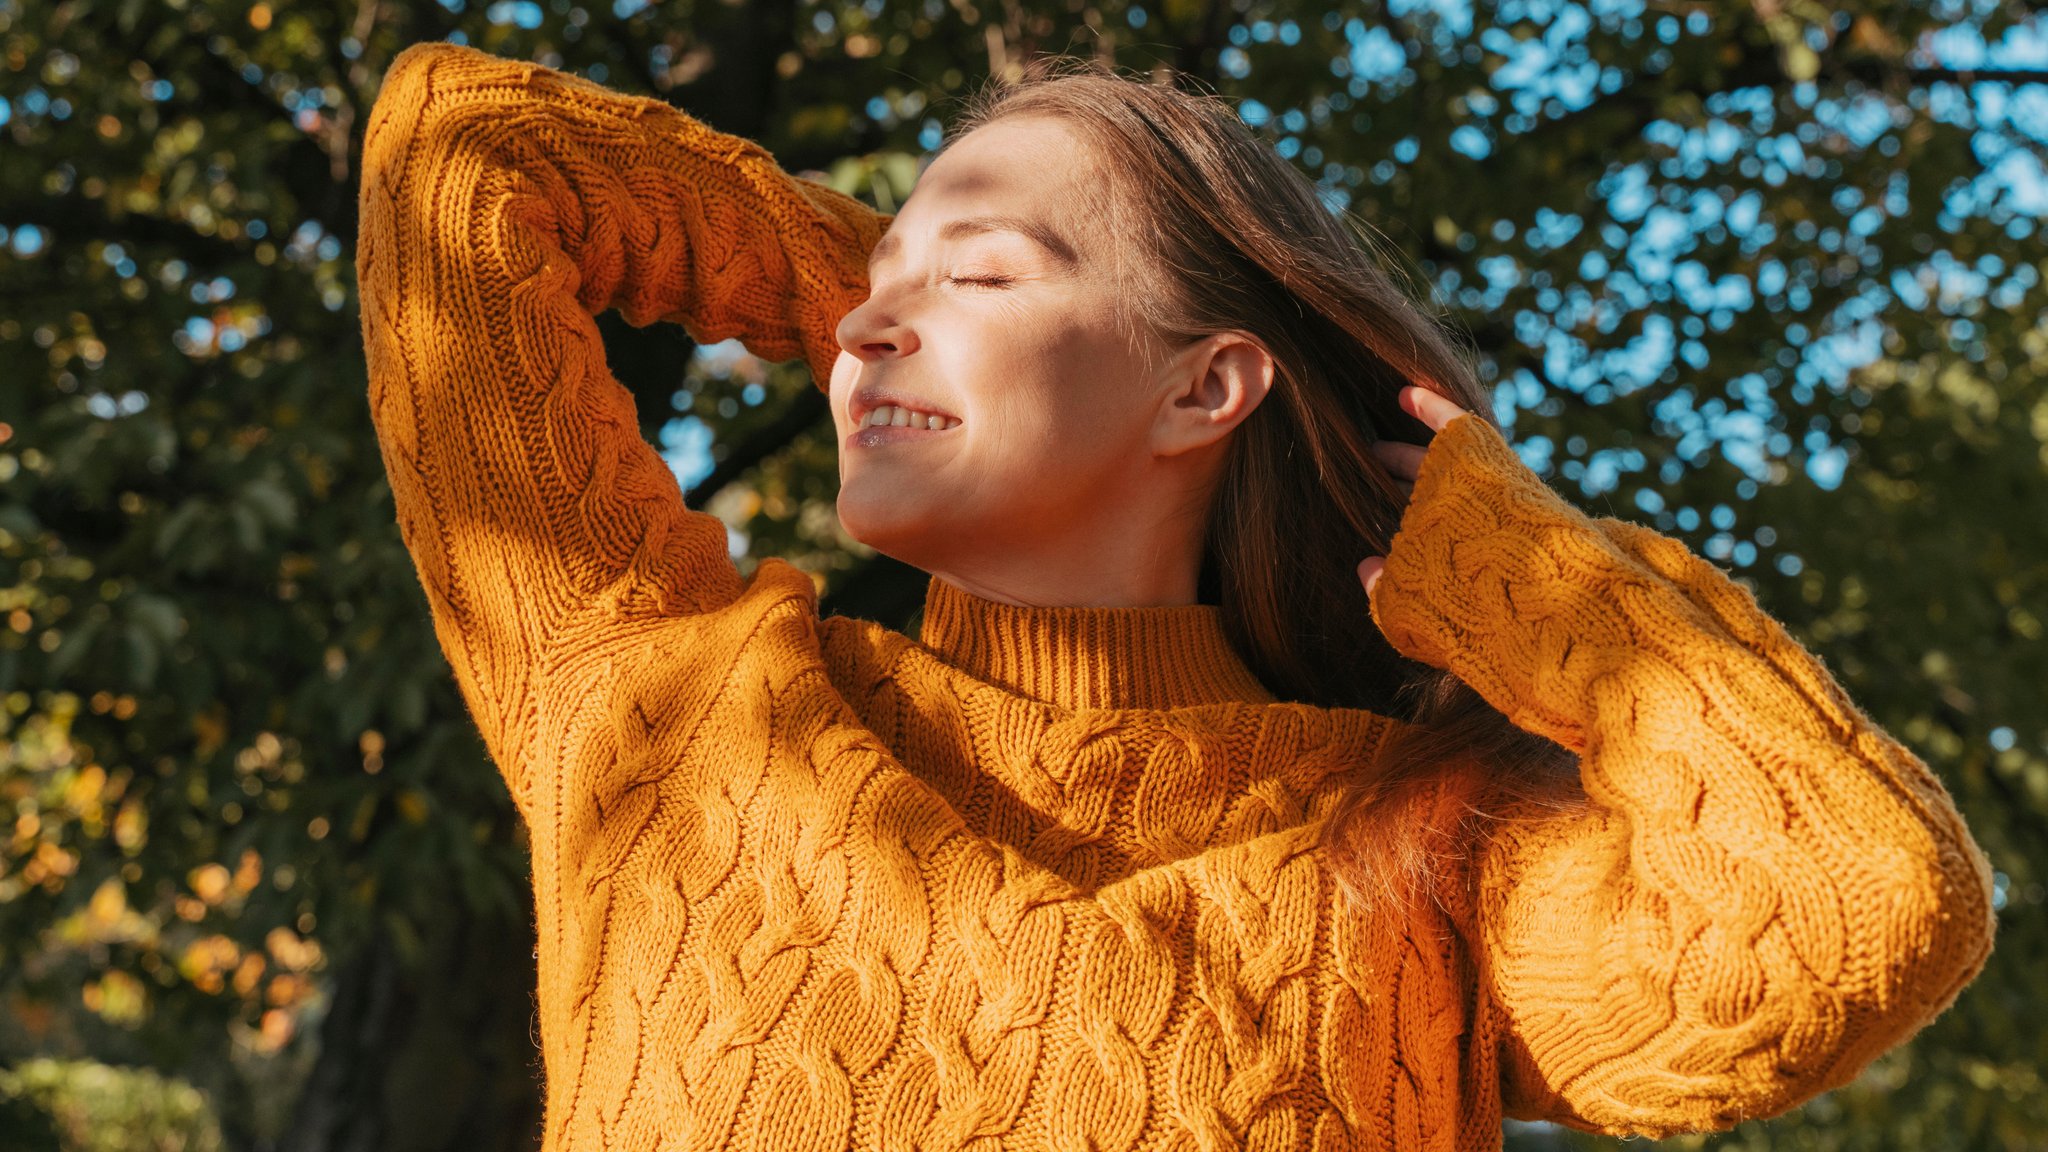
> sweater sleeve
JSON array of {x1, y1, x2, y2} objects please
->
[
  {"x1": 1366, "y1": 414, "x2": 1998, "y2": 1138},
  {"x1": 355, "y1": 43, "x2": 887, "y2": 779}
]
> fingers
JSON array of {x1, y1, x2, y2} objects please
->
[
  {"x1": 1375, "y1": 385, "x2": 1470, "y2": 490},
  {"x1": 1399, "y1": 384, "x2": 1472, "y2": 434},
  {"x1": 1370, "y1": 438, "x2": 1427, "y2": 482},
  {"x1": 1362, "y1": 384, "x2": 1472, "y2": 605},
  {"x1": 1357, "y1": 556, "x2": 1385, "y2": 598}
]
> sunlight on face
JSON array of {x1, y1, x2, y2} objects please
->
[{"x1": 828, "y1": 115, "x2": 1172, "y2": 579}]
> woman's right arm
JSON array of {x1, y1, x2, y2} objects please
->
[{"x1": 356, "y1": 42, "x2": 888, "y2": 799}]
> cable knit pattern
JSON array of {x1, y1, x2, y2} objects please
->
[
  {"x1": 1369, "y1": 414, "x2": 1998, "y2": 1135},
  {"x1": 356, "y1": 42, "x2": 1997, "y2": 1151}
]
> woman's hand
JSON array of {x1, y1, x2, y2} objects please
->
[{"x1": 1357, "y1": 384, "x2": 1473, "y2": 598}]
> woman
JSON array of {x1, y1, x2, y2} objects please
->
[{"x1": 355, "y1": 40, "x2": 1995, "y2": 1152}]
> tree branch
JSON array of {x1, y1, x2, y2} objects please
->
[{"x1": 683, "y1": 387, "x2": 830, "y2": 510}]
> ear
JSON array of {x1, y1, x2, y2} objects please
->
[{"x1": 1149, "y1": 332, "x2": 1275, "y2": 459}]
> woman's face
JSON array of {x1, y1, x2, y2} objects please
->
[{"x1": 827, "y1": 115, "x2": 1186, "y2": 589}]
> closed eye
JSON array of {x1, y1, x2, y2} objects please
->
[{"x1": 944, "y1": 274, "x2": 1013, "y2": 288}]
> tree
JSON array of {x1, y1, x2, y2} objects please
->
[{"x1": 0, "y1": 1, "x2": 2040, "y2": 1148}]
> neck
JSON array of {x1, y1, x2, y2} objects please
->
[
  {"x1": 931, "y1": 562, "x2": 1196, "y2": 609},
  {"x1": 925, "y1": 472, "x2": 1213, "y2": 609}
]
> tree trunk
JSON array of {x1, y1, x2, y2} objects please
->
[{"x1": 275, "y1": 898, "x2": 542, "y2": 1152}]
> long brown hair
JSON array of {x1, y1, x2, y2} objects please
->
[{"x1": 944, "y1": 59, "x2": 1586, "y2": 915}]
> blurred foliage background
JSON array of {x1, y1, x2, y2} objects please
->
[{"x1": 0, "y1": 0, "x2": 2042, "y2": 1148}]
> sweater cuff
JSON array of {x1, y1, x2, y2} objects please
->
[{"x1": 1365, "y1": 414, "x2": 1633, "y2": 751}]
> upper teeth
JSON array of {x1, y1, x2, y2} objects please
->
[{"x1": 864, "y1": 405, "x2": 958, "y2": 430}]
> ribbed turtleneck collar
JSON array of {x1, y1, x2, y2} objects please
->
[{"x1": 916, "y1": 577, "x2": 1276, "y2": 711}]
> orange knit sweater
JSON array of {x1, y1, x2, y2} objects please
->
[{"x1": 356, "y1": 42, "x2": 1996, "y2": 1152}]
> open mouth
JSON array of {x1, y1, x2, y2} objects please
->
[{"x1": 859, "y1": 404, "x2": 960, "y2": 431}]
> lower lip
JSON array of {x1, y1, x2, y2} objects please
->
[{"x1": 846, "y1": 423, "x2": 960, "y2": 449}]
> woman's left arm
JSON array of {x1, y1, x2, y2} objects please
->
[{"x1": 1362, "y1": 388, "x2": 1998, "y2": 1138}]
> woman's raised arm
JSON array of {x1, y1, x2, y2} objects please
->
[
  {"x1": 355, "y1": 42, "x2": 887, "y2": 784},
  {"x1": 1366, "y1": 413, "x2": 1998, "y2": 1138}
]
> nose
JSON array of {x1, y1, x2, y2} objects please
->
[{"x1": 835, "y1": 288, "x2": 919, "y2": 361}]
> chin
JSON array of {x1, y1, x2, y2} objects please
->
[{"x1": 835, "y1": 489, "x2": 940, "y2": 569}]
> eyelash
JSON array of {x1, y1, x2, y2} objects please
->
[{"x1": 944, "y1": 274, "x2": 1013, "y2": 289}]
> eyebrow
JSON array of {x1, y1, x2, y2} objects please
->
[{"x1": 868, "y1": 214, "x2": 1081, "y2": 272}]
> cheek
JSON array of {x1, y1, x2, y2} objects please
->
[
  {"x1": 1006, "y1": 339, "x2": 1148, "y2": 457},
  {"x1": 969, "y1": 308, "x2": 1142, "y2": 430},
  {"x1": 827, "y1": 349, "x2": 860, "y2": 405},
  {"x1": 832, "y1": 347, "x2": 885, "y2": 431},
  {"x1": 834, "y1": 301, "x2": 1151, "y2": 546}
]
